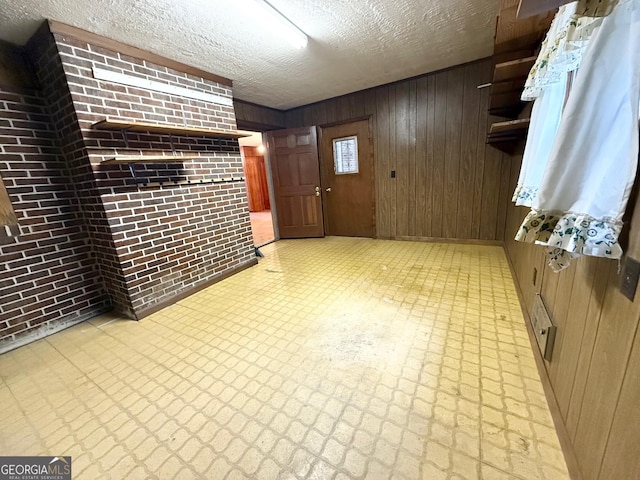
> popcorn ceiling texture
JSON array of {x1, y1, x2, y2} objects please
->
[{"x1": 0, "y1": 0, "x2": 501, "y2": 109}]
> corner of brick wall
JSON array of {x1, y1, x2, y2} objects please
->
[
  {"x1": 53, "y1": 33, "x2": 254, "y2": 316},
  {"x1": 1, "y1": 26, "x2": 255, "y2": 351},
  {"x1": 0, "y1": 85, "x2": 110, "y2": 351},
  {"x1": 27, "y1": 30, "x2": 135, "y2": 317}
]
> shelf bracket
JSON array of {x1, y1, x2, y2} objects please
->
[
  {"x1": 169, "y1": 134, "x2": 176, "y2": 156},
  {"x1": 120, "y1": 128, "x2": 129, "y2": 149}
]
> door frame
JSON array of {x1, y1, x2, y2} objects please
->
[
  {"x1": 261, "y1": 140, "x2": 280, "y2": 242},
  {"x1": 317, "y1": 116, "x2": 376, "y2": 237}
]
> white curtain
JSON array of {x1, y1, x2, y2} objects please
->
[
  {"x1": 515, "y1": 0, "x2": 640, "y2": 272},
  {"x1": 513, "y1": 79, "x2": 567, "y2": 207}
]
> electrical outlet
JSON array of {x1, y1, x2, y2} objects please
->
[
  {"x1": 620, "y1": 256, "x2": 640, "y2": 301},
  {"x1": 390, "y1": 170, "x2": 396, "y2": 178}
]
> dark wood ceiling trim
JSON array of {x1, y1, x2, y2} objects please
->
[
  {"x1": 47, "y1": 20, "x2": 233, "y2": 87},
  {"x1": 233, "y1": 98, "x2": 286, "y2": 114}
]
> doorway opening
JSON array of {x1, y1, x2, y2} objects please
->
[
  {"x1": 239, "y1": 131, "x2": 276, "y2": 246},
  {"x1": 264, "y1": 119, "x2": 375, "y2": 240}
]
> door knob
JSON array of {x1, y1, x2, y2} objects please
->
[
  {"x1": 326, "y1": 188, "x2": 332, "y2": 192},
  {"x1": 315, "y1": 186, "x2": 320, "y2": 196}
]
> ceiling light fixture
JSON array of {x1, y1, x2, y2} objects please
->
[{"x1": 249, "y1": 0, "x2": 308, "y2": 49}]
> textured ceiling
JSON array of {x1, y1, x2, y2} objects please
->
[{"x1": 0, "y1": 0, "x2": 501, "y2": 110}]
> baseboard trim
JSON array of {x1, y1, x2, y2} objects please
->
[
  {"x1": 134, "y1": 258, "x2": 259, "y2": 320},
  {"x1": 503, "y1": 246, "x2": 584, "y2": 480},
  {"x1": 0, "y1": 306, "x2": 111, "y2": 355},
  {"x1": 378, "y1": 235, "x2": 504, "y2": 246}
]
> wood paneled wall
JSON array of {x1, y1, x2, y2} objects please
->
[
  {"x1": 284, "y1": 59, "x2": 510, "y2": 241},
  {"x1": 503, "y1": 153, "x2": 640, "y2": 480},
  {"x1": 234, "y1": 99, "x2": 286, "y2": 131}
]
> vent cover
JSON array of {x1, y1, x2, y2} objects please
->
[{"x1": 531, "y1": 294, "x2": 557, "y2": 361}]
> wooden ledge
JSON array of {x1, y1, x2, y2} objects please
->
[{"x1": 93, "y1": 118, "x2": 247, "y2": 139}]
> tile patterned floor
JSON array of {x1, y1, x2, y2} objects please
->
[
  {"x1": 0, "y1": 238, "x2": 569, "y2": 479},
  {"x1": 250, "y1": 211, "x2": 275, "y2": 246}
]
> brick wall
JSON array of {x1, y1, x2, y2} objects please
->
[
  {"x1": 47, "y1": 29, "x2": 254, "y2": 317},
  {"x1": 0, "y1": 25, "x2": 255, "y2": 350},
  {"x1": 0, "y1": 86, "x2": 109, "y2": 352},
  {"x1": 28, "y1": 31, "x2": 134, "y2": 316}
]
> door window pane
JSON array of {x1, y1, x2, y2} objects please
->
[{"x1": 333, "y1": 136, "x2": 358, "y2": 175}]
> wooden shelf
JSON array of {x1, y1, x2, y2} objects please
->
[
  {"x1": 517, "y1": 0, "x2": 572, "y2": 19},
  {"x1": 487, "y1": 118, "x2": 531, "y2": 153},
  {"x1": 490, "y1": 79, "x2": 527, "y2": 115},
  {"x1": 101, "y1": 155, "x2": 201, "y2": 164},
  {"x1": 489, "y1": 56, "x2": 536, "y2": 117},
  {"x1": 489, "y1": 118, "x2": 531, "y2": 136},
  {"x1": 93, "y1": 118, "x2": 248, "y2": 139},
  {"x1": 493, "y1": 56, "x2": 536, "y2": 83},
  {"x1": 494, "y1": 31, "x2": 546, "y2": 56}
]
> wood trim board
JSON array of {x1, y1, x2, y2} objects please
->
[
  {"x1": 379, "y1": 236, "x2": 504, "y2": 246},
  {"x1": 134, "y1": 258, "x2": 258, "y2": 320}
]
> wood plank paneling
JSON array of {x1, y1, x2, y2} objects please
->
[
  {"x1": 472, "y1": 63, "x2": 492, "y2": 239},
  {"x1": 234, "y1": 99, "x2": 286, "y2": 131},
  {"x1": 480, "y1": 130, "x2": 502, "y2": 239},
  {"x1": 564, "y1": 258, "x2": 612, "y2": 441},
  {"x1": 415, "y1": 76, "x2": 429, "y2": 237},
  {"x1": 572, "y1": 267, "x2": 640, "y2": 480},
  {"x1": 503, "y1": 142, "x2": 640, "y2": 480},
  {"x1": 430, "y1": 73, "x2": 448, "y2": 239},
  {"x1": 443, "y1": 68, "x2": 464, "y2": 239},
  {"x1": 278, "y1": 59, "x2": 505, "y2": 241},
  {"x1": 550, "y1": 258, "x2": 597, "y2": 419},
  {"x1": 407, "y1": 81, "x2": 417, "y2": 237},
  {"x1": 388, "y1": 84, "x2": 398, "y2": 237},
  {"x1": 375, "y1": 88, "x2": 391, "y2": 237},
  {"x1": 457, "y1": 63, "x2": 481, "y2": 239},
  {"x1": 395, "y1": 81, "x2": 410, "y2": 237},
  {"x1": 599, "y1": 326, "x2": 640, "y2": 480},
  {"x1": 496, "y1": 151, "x2": 512, "y2": 240},
  {"x1": 425, "y1": 76, "x2": 436, "y2": 236},
  {"x1": 540, "y1": 257, "x2": 560, "y2": 316}
]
